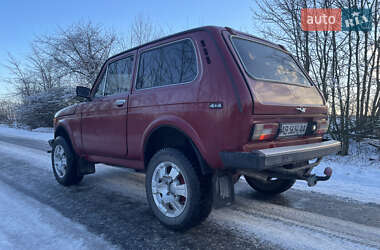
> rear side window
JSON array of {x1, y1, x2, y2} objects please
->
[
  {"x1": 231, "y1": 37, "x2": 311, "y2": 86},
  {"x1": 136, "y1": 39, "x2": 197, "y2": 89},
  {"x1": 105, "y1": 56, "x2": 134, "y2": 96}
]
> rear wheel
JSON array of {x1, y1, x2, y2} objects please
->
[
  {"x1": 146, "y1": 148, "x2": 212, "y2": 230},
  {"x1": 244, "y1": 175, "x2": 295, "y2": 195},
  {"x1": 51, "y1": 136, "x2": 83, "y2": 186}
]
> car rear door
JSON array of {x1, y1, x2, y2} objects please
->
[
  {"x1": 223, "y1": 31, "x2": 327, "y2": 116},
  {"x1": 81, "y1": 54, "x2": 135, "y2": 158}
]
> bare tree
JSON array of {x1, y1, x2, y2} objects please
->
[
  {"x1": 117, "y1": 14, "x2": 165, "y2": 51},
  {"x1": 5, "y1": 53, "x2": 36, "y2": 98},
  {"x1": 252, "y1": 0, "x2": 380, "y2": 154},
  {"x1": 5, "y1": 44, "x2": 63, "y2": 99},
  {"x1": 4, "y1": 18, "x2": 164, "y2": 127},
  {"x1": 35, "y1": 22, "x2": 117, "y2": 87},
  {"x1": 0, "y1": 98, "x2": 17, "y2": 124},
  {"x1": 27, "y1": 45, "x2": 61, "y2": 91}
]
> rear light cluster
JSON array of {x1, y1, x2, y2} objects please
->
[
  {"x1": 315, "y1": 119, "x2": 329, "y2": 135},
  {"x1": 251, "y1": 123, "x2": 279, "y2": 141},
  {"x1": 251, "y1": 119, "x2": 329, "y2": 141}
]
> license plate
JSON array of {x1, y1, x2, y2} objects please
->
[{"x1": 278, "y1": 123, "x2": 307, "y2": 137}]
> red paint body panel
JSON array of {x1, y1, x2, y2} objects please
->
[
  {"x1": 54, "y1": 26, "x2": 328, "y2": 170},
  {"x1": 80, "y1": 92, "x2": 128, "y2": 158},
  {"x1": 55, "y1": 104, "x2": 78, "y2": 117},
  {"x1": 55, "y1": 115, "x2": 82, "y2": 155}
]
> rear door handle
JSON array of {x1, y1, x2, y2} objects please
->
[{"x1": 114, "y1": 99, "x2": 126, "y2": 107}]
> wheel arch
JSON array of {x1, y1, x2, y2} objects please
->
[
  {"x1": 54, "y1": 124, "x2": 78, "y2": 156},
  {"x1": 142, "y1": 118, "x2": 212, "y2": 175}
]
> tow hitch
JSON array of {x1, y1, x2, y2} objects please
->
[
  {"x1": 306, "y1": 167, "x2": 332, "y2": 187},
  {"x1": 243, "y1": 158, "x2": 333, "y2": 187}
]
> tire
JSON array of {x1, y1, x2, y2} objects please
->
[
  {"x1": 244, "y1": 175, "x2": 295, "y2": 195},
  {"x1": 51, "y1": 136, "x2": 84, "y2": 186},
  {"x1": 145, "y1": 148, "x2": 213, "y2": 230}
]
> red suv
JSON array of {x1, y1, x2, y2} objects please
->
[{"x1": 49, "y1": 26, "x2": 341, "y2": 230}]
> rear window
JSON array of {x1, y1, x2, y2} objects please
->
[
  {"x1": 136, "y1": 39, "x2": 197, "y2": 89},
  {"x1": 231, "y1": 37, "x2": 311, "y2": 86}
]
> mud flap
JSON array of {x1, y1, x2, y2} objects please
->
[
  {"x1": 47, "y1": 139, "x2": 54, "y2": 153},
  {"x1": 212, "y1": 172, "x2": 235, "y2": 208},
  {"x1": 77, "y1": 158, "x2": 95, "y2": 175}
]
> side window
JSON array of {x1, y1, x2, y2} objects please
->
[
  {"x1": 136, "y1": 39, "x2": 197, "y2": 89},
  {"x1": 94, "y1": 72, "x2": 106, "y2": 98},
  {"x1": 104, "y1": 56, "x2": 134, "y2": 96}
]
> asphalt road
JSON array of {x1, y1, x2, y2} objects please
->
[{"x1": 0, "y1": 134, "x2": 379, "y2": 249}]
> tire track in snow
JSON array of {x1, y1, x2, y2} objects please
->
[
  {"x1": 0, "y1": 179, "x2": 119, "y2": 250},
  {"x1": 210, "y1": 197, "x2": 380, "y2": 250}
]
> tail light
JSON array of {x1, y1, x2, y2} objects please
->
[
  {"x1": 316, "y1": 119, "x2": 329, "y2": 135},
  {"x1": 251, "y1": 123, "x2": 279, "y2": 141}
]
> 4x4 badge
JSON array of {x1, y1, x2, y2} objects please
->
[
  {"x1": 209, "y1": 102, "x2": 223, "y2": 109},
  {"x1": 296, "y1": 107, "x2": 306, "y2": 113}
]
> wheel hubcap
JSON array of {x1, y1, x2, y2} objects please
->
[
  {"x1": 54, "y1": 145, "x2": 67, "y2": 178},
  {"x1": 151, "y1": 161, "x2": 188, "y2": 218}
]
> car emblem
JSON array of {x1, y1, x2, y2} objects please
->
[{"x1": 296, "y1": 107, "x2": 306, "y2": 113}]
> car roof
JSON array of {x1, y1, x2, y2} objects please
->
[
  {"x1": 107, "y1": 26, "x2": 283, "y2": 61},
  {"x1": 107, "y1": 26, "x2": 225, "y2": 62}
]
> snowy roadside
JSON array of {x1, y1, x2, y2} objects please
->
[
  {"x1": 0, "y1": 179, "x2": 118, "y2": 250},
  {"x1": 0, "y1": 126, "x2": 118, "y2": 250},
  {"x1": 0, "y1": 124, "x2": 53, "y2": 141},
  {"x1": 292, "y1": 141, "x2": 380, "y2": 204},
  {"x1": 0, "y1": 124, "x2": 379, "y2": 204}
]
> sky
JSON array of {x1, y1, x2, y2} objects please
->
[{"x1": 0, "y1": 0, "x2": 257, "y2": 98}]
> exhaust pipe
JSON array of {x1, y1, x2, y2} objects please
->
[{"x1": 241, "y1": 171, "x2": 270, "y2": 182}]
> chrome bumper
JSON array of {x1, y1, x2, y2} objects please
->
[{"x1": 220, "y1": 140, "x2": 341, "y2": 171}]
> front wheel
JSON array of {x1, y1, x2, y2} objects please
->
[
  {"x1": 244, "y1": 175, "x2": 295, "y2": 195},
  {"x1": 145, "y1": 148, "x2": 212, "y2": 230},
  {"x1": 51, "y1": 136, "x2": 83, "y2": 186}
]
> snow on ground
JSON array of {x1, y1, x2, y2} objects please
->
[
  {"x1": 212, "y1": 204, "x2": 378, "y2": 250},
  {"x1": 32, "y1": 127, "x2": 54, "y2": 133},
  {"x1": 0, "y1": 179, "x2": 117, "y2": 250},
  {"x1": 293, "y1": 140, "x2": 380, "y2": 204},
  {"x1": 0, "y1": 124, "x2": 379, "y2": 204},
  {"x1": 0, "y1": 124, "x2": 53, "y2": 141},
  {"x1": 0, "y1": 138, "x2": 117, "y2": 249}
]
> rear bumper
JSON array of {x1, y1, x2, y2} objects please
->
[{"x1": 220, "y1": 140, "x2": 341, "y2": 171}]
